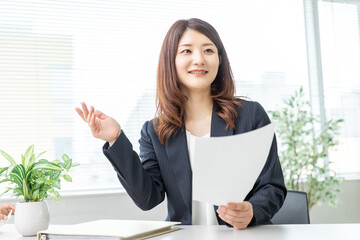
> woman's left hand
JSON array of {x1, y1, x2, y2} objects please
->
[{"x1": 216, "y1": 201, "x2": 253, "y2": 230}]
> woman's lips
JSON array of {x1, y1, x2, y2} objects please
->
[{"x1": 188, "y1": 70, "x2": 208, "y2": 76}]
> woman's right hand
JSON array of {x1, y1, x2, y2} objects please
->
[
  {"x1": 0, "y1": 204, "x2": 15, "y2": 220},
  {"x1": 75, "y1": 102, "x2": 121, "y2": 146}
]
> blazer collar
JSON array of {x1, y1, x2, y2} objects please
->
[{"x1": 211, "y1": 104, "x2": 234, "y2": 137}]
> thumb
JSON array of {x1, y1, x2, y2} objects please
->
[{"x1": 94, "y1": 110, "x2": 107, "y2": 120}]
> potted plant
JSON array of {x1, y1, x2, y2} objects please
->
[
  {"x1": 268, "y1": 87, "x2": 343, "y2": 210},
  {"x1": 0, "y1": 145, "x2": 79, "y2": 236}
]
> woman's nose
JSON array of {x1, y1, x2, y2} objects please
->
[{"x1": 192, "y1": 51, "x2": 205, "y2": 65}]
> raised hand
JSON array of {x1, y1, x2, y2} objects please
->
[{"x1": 75, "y1": 102, "x2": 121, "y2": 146}]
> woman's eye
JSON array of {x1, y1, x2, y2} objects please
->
[
  {"x1": 180, "y1": 49, "x2": 191, "y2": 53},
  {"x1": 205, "y1": 49, "x2": 214, "y2": 53}
]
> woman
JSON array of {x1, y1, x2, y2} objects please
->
[
  {"x1": 0, "y1": 204, "x2": 15, "y2": 220},
  {"x1": 76, "y1": 18, "x2": 286, "y2": 230}
]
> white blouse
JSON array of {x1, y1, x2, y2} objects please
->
[{"x1": 186, "y1": 130, "x2": 218, "y2": 225}]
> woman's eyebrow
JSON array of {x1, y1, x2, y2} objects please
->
[
  {"x1": 203, "y1": 43, "x2": 215, "y2": 47},
  {"x1": 178, "y1": 42, "x2": 215, "y2": 47}
]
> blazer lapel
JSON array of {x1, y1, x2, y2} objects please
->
[
  {"x1": 211, "y1": 106, "x2": 234, "y2": 137},
  {"x1": 165, "y1": 127, "x2": 192, "y2": 209}
]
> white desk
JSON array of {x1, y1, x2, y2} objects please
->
[{"x1": 1, "y1": 223, "x2": 359, "y2": 240}]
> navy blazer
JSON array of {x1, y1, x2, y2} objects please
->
[{"x1": 103, "y1": 99, "x2": 286, "y2": 226}]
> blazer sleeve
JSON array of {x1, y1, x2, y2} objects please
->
[
  {"x1": 246, "y1": 102, "x2": 287, "y2": 226},
  {"x1": 102, "y1": 121, "x2": 165, "y2": 210}
]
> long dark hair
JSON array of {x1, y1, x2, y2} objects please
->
[{"x1": 155, "y1": 18, "x2": 241, "y2": 144}]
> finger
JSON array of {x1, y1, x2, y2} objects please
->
[
  {"x1": 233, "y1": 223, "x2": 248, "y2": 230},
  {"x1": 81, "y1": 102, "x2": 89, "y2": 119},
  {"x1": 217, "y1": 212, "x2": 228, "y2": 222},
  {"x1": 217, "y1": 205, "x2": 227, "y2": 215},
  {"x1": 221, "y1": 211, "x2": 251, "y2": 221},
  {"x1": 217, "y1": 207, "x2": 249, "y2": 222},
  {"x1": 218, "y1": 213, "x2": 248, "y2": 230},
  {"x1": 89, "y1": 110, "x2": 96, "y2": 129},
  {"x1": 75, "y1": 107, "x2": 86, "y2": 122},
  {"x1": 221, "y1": 207, "x2": 251, "y2": 219},
  {"x1": 87, "y1": 106, "x2": 94, "y2": 123},
  {"x1": 218, "y1": 214, "x2": 245, "y2": 230},
  {"x1": 94, "y1": 110, "x2": 107, "y2": 120},
  {"x1": 218, "y1": 212, "x2": 239, "y2": 222},
  {"x1": 227, "y1": 202, "x2": 251, "y2": 211},
  {"x1": 5, "y1": 204, "x2": 15, "y2": 211}
]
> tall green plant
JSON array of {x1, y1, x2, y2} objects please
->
[
  {"x1": 0, "y1": 145, "x2": 79, "y2": 202},
  {"x1": 269, "y1": 87, "x2": 343, "y2": 210}
]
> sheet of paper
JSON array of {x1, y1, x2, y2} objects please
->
[{"x1": 192, "y1": 123, "x2": 275, "y2": 206}]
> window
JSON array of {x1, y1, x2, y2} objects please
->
[
  {"x1": 0, "y1": 0, "x2": 358, "y2": 195},
  {"x1": 317, "y1": 0, "x2": 360, "y2": 175}
]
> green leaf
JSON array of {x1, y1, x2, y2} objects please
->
[
  {"x1": 72, "y1": 163, "x2": 80, "y2": 167},
  {"x1": 35, "y1": 178, "x2": 45, "y2": 184},
  {"x1": 26, "y1": 162, "x2": 62, "y2": 183},
  {"x1": 52, "y1": 170, "x2": 61, "y2": 180},
  {"x1": 0, "y1": 149, "x2": 17, "y2": 165},
  {"x1": 9, "y1": 172, "x2": 23, "y2": 189},
  {"x1": 63, "y1": 174, "x2": 72, "y2": 182},
  {"x1": 9, "y1": 174, "x2": 21, "y2": 187},
  {"x1": 52, "y1": 180, "x2": 61, "y2": 189},
  {"x1": 32, "y1": 162, "x2": 62, "y2": 171},
  {"x1": 0, "y1": 167, "x2": 8, "y2": 175},
  {"x1": 33, "y1": 189, "x2": 40, "y2": 200},
  {"x1": 22, "y1": 178, "x2": 30, "y2": 199},
  {"x1": 23, "y1": 145, "x2": 34, "y2": 170},
  {"x1": 13, "y1": 164, "x2": 26, "y2": 181},
  {"x1": 0, "y1": 178, "x2": 12, "y2": 184},
  {"x1": 0, "y1": 187, "x2": 15, "y2": 197},
  {"x1": 32, "y1": 182, "x2": 41, "y2": 190},
  {"x1": 49, "y1": 189, "x2": 62, "y2": 201},
  {"x1": 62, "y1": 154, "x2": 70, "y2": 162},
  {"x1": 64, "y1": 159, "x2": 72, "y2": 171},
  {"x1": 35, "y1": 151, "x2": 47, "y2": 160},
  {"x1": 39, "y1": 159, "x2": 50, "y2": 163},
  {"x1": 26, "y1": 154, "x2": 36, "y2": 171}
]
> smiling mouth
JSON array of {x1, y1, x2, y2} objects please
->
[{"x1": 188, "y1": 70, "x2": 208, "y2": 74}]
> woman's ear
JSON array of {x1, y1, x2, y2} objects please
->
[{"x1": 219, "y1": 55, "x2": 222, "y2": 65}]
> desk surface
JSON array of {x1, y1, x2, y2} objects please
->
[{"x1": 1, "y1": 223, "x2": 360, "y2": 240}]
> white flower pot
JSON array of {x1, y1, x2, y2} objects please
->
[{"x1": 14, "y1": 201, "x2": 50, "y2": 236}]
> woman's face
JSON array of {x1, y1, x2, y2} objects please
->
[{"x1": 175, "y1": 29, "x2": 220, "y2": 95}]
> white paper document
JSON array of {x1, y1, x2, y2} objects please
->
[{"x1": 192, "y1": 123, "x2": 275, "y2": 206}]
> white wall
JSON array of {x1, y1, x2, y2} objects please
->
[{"x1": 1, "y1": 180, "x2": 359, "y2": 225}]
